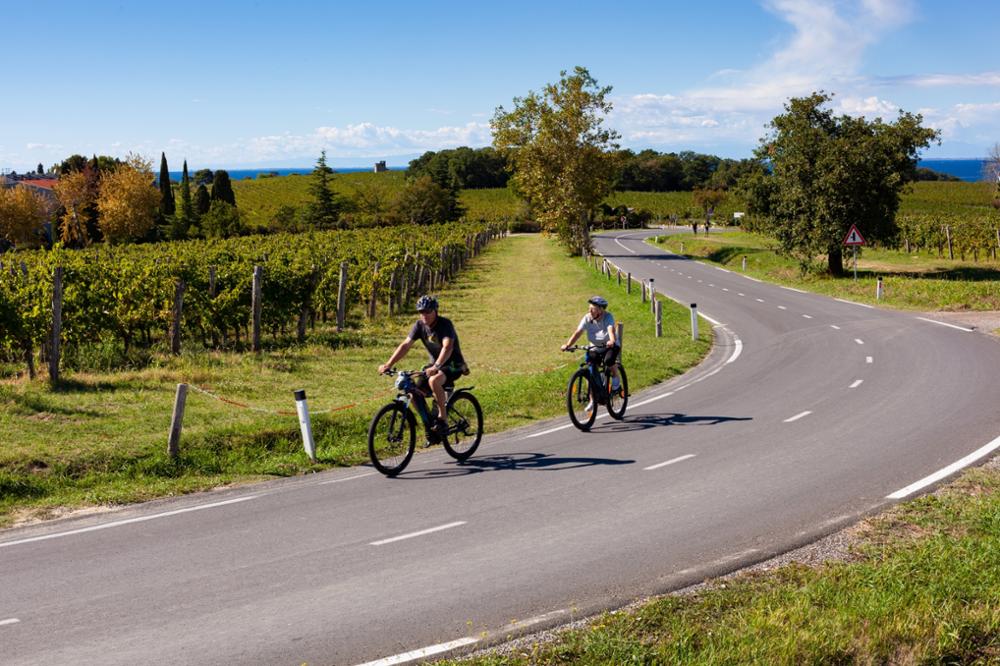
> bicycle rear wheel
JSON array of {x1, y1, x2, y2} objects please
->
[
  {"x1": 368, "y1": 402, "x2": 415, "y2": 476},
  {"x1": 443, "y1": 391, "x2": 483, "y2": 461},
  {"x1": 607, "y1": 364, "x2": 629, "y2": 420},
  {"x1": 567, "y1": 369, "x2": 597, "y2": 431}
]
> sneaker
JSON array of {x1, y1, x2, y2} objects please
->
[
  {"x1": 584, "y1": 400, "x2": 594, "y2": 414},
  {"x1": 433, "y1": 417, "x2": 450, "y2": 438}
]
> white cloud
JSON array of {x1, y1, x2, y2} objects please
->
[
  {"x1": 884, "y1": 72, "x2": 1000, "y2": 87},
  {"x1": 837, "y1": 96, "x2": 899, "y2": 116}
]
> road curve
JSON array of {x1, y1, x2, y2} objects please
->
[{"x1": 2, "y1": 229, "x2": 1000, "y2": 665}]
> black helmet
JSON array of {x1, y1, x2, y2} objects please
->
[
  {"x1": 416, "y1": 295, "x2": 438, "y2": 313},
  {"x1": 588, "y1": 295, "x2": 608, "y2": 308}
]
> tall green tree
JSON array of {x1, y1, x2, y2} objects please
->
[
  {"x1": 210, "y1": 170, "x2": 236, "y2": 206},
  {"x1": 304, "y1": 150, "x2": 341, "y2": 228},
  {"x1": 172, "y1": 159, "x2": 194, "y2": 240},
  {"x1": 738, "y1": 92, "x2": 938, "y2": 275},
  {"x1": 158, "y1": 152, "x2": 175, "y2": 215},
  {"x1": 194, "y1": 184, "x2": 211, "y2": 216},
  {"x1": 492, "y1": 66, "x2": 620, "y2": 253},
  {"x1": 392, "y1": 175, "x2": 463, "y2": 225}
]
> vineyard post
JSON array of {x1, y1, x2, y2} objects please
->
[
  {"x1": 171, "y1": 279, "x2": 185, "y2": 355},
  {"x1": 945, "y1": 225, "x2": 954, "y2": 260},
  {"x1": 208, "y1": 267, "x2": 218, "y2": 348},
  {"x1": 252, "y1": 265, "x2": 263, "y2": 352},
  {"x1": 368, "y1": 262, "x2": 379, "y2": 319},
  {"x1": 168, "y1": 383, "x2": 188, "y2": 460},
  {"x1": 627, "y1": 272, "x2": 632, "y2": 294},
  {"x1": 50, "y1": 267, "x2": 63, "y2": 385},
  {"x1": 336, "y1": 262, "x2": 348, "y2": 331},
  {"x1": 641, "y1": 280, "x2": 647, "y2": 304}
]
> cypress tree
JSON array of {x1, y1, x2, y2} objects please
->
[
  {"x1": 171, "y1": 159, "x2": 194, "y2": 239},
  {"x1": 305, "y1": 150, "x2": 340, "y2": 228},
  {"x1": 210, "y1": 170, "x2": 236, "y2": 206},
  {"x1": 159, "y1": 152, "x2": 176, "y2": 215},
  {"x1": 194, "y1": 184, "x2": 211, "y2": 215}
]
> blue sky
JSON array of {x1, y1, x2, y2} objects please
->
[{"x1": 2, "y1": 0, "x2": 998, "y2": 171}]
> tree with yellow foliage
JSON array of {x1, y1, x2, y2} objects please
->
[
  {"x1": 97, "y1": 154, "x2": 161, "y2": 243},
  {"x1": 53, "y1": 168, "x2": 98, "y2": 247},
  {"x1": 0, "y1": 184, "x2": 53, "y2": 248}
]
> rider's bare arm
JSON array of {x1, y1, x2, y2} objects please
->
[
  {"x1": 562, "y1": 328, "x2": 583, "y2": 351},
  {"x1": 379, "y1": 338, "x2": 414, "y2": 373},
  {"x1": 427, "y1": 338, "x2": 454, "y2": 375}
]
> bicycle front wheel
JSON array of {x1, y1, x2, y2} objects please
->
[
  {"x1": 443, "y1": 391, "x2": 483, "y2": 461},
  {"x1": 607, "y1": 364, "x2": 629, "y2": 420},
  {"x1": 368, "y1": 402, "x2": 415, "y2": 476},
  {"x1": 567, "y1": 369, "x2": 597, "y2": 431}
]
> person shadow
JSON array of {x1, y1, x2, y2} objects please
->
[{"x1": 597, "y1": 412, "x2": 753, "y2": 433}]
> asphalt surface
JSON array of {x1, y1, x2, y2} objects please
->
[{"x1": 3, "y1": 229, "x2": 1000, "y2": 665}]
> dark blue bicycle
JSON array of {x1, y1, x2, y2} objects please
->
[{"x1": 563, "y1": 345, "x2": 629, "y2": 431}]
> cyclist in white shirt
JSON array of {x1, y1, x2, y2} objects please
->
[{"x1": 561, "y1": 295, "x2": 621, "y2": 392}]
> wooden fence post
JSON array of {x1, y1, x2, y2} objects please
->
[
  {"x1": 252, "y1": 265, "x2": 263, "y2": 352},
  {"x1": 337, "y1": 262, "x2": 348, "y2": 332},
  {"x1": 368, "y1": 262, "x2": 380, "y2": 319},
  {"x1": 171, "y1": 279, "x2": 185, "y2": 355},
  {"x1": 168, "y1": 383, "x2": 188, "y2": 459},
  {"x1": 945, "y1": 225, "x2": 954, "y2": 260},
  {"x1": 50, "y1": 267, "x2": 63, "y2": 385},
  {"x1": 655, "y1": 300, "x2": 662, "y2": 338},
  {"x1": 627, "y1": 272, "x2": 632, "y2": 294}
]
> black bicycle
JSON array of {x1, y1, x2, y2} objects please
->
[
  {"x1": 367, "y1": 369, "x2": 484, "y2": 476},
  {"x1": 563, "y1": 345, "x2": 629, "y2": 431}
]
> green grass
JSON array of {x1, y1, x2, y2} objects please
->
[
  {"x1": 0, "y1": 235, "x2": 709, "y2": 526},
  {"x1": 442, "y1": 463, "x2": 1000, "y2": 665},
  {"x1": 650, "y1": 231, "x2": 1000, "y2": 311}
]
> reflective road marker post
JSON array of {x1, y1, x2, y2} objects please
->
[{"x1": 294, "y1": 389, "x2": 317, "y2": 462}]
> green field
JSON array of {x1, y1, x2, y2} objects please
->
[{"x1": 0, "y1": 235, "x2": 709, "y2": 526}]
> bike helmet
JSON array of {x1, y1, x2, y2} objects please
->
[
  {"x1": 588, "y1": 295, "x2": 608, "y2": 308},
  {"x1": 416, "y1": 295, "x2": 438, "y2": 312}
]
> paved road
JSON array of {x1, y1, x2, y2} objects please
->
[{"x1": 3, "y1": 229, "x2": 1000, "y2": 665}]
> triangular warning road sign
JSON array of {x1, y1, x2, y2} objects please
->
[{"x1": 844, "y1": 224, "x2": 866, "y2": 246}]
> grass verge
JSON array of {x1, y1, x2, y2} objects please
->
[
  {"x1": 442, "y1": 459, "x2": 1000, "y2": 665},
  {"x1": 0, "y1": 235, "x2": 710, "y2": 527},
  {"x1": 651, "y1": 231, "x2": 1000, "y2": 311}
]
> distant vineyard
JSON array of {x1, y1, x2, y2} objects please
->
[{"x1": 0, "y1": 221, "x2": 502, "y2": 379}]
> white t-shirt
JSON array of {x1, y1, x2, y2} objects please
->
[{"x1": 578, "y1": 312, "x2": 616, "y2": 348}]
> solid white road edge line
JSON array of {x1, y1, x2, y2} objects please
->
[
  {"x1": 849, "y1": 380, "x2": 864, "y2": 389},
  {"x1": 355, "y1": 637, "x2": 480, "y2": 666},
  {"x1": 0, "y1": 618, "x2": 20, "y2": 627},
  {"x1": 727, "y1": 337, "x2": 743, "y2": 364},
  {"x1": 614, "y1": 236, "x2": 637, "y2": 254},
  {"x1": 631, "y1": 391, "x2": 675, "y2": 408},
  {"x1": 744, "y1": 275, "x2": 763, "y2": 282},
  {"x1": 319, "y1": 472, "x2": 376, "y2": 485},
  {"x1": 0, "y1": 496, "x2": 259, "y2": 549},
  {"x1": 644, "y1": 454, "x2": 696, "y2": 471},
  {"x1": 887, "y1": 434, "x2": 1000, "y2": 499},
  {"x1": 781, "y1": 286, "x2": 808, "y2": 293},
  {"x1": 370, "y1": 521, "x2": 467, "y2": 546},
  {"x1": 916, "y1": 316, "x2": 974, "y2": 332},
  {"x1": 835, "y1": 298, "x2": 875, "y2": 309},
  {"x1": 784, "y1": 411, "x2": 812, "y2": 423}
]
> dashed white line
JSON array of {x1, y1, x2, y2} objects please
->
[
  {"x1": 802, "y1": 314, "x2": 813, "y2": 319},
  {"x1": 722, "y1": 288, "x2": 729, "y2": 292},
  {"x1": 755, "y1": 298, "x2": 765, "y2": 303},
  {"x1": 319, "y1": 472, "x2": 376, "y2": 485},
  {"x1": 888, "y1": 434, "x2": 1000, "y2": 499},
  {"x1": 738, "y1": 292, "x2": 745, "y2": 297},
  {"x1": 355, "y1": 637, "x2": 480, "y2": 666},
  {"x1": 784, "y1": 411, "x2": 812, "y2": 423},
  {"x1": 830, "y1": 324, "x2": 841, "y2": 330},
  {"x1": 916, "y1": 317, "x2": 974, "y2": 332},
  {"x1": 0, "y1": 496, "x2": 260, "y2": 549},
  {"x1": 0, "y1": 618, "x2": 20, "y2": 627},
  {"x1": 855, "y1": 339, "x2": 865, "y2": 345},
  {"x1": 849, "y1": 379, "x2": 864, "y2": 389},
  {"x1": 866, "y1": 356, "x2": 873, "y2": 364},
  {"x1": 777, "y1": 305, "x2": 787, "y2": 310},
  {"x1": 708, "y1": 283, "x2": 715, "y2": 287},
  {"x1": 644, "y1": 454, "x2": 696, "y2": 471},
  {"x1": 370, "y1": 521, "x2": 466, "y2": 546}
]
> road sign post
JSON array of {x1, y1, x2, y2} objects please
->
[{"x1": 843, "y1": 225, "x2": 866, "y2": 281}]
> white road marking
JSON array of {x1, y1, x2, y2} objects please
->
[
  {"x1": 644, "y1": 454, "x2": 696, "y2": 471},
  {"x1": 916, "y1": 317, "x2": 974, "y2": 332},
  {"x1": 738, "y1": 292, "x2": 745, "y2": 297},
  {"x1": 727, "y1": 337, "x2": 743, "y2": 364},
  {"x1": 697, "y1": 279, "x2": 703, "y2": 283},
  {"x1": 781, "y1": 286, "x2": 808, "y2": 293},
  {"x1": 370, "y1": 521, "x2": 466, "y2": 546},
  {"x1": 0, "y1": 618, "x2": 20, "y2": 627},
  {"x1": 784, "y1": 411, "x2": 812, "y2": 423},
  {"x1": 855, "y1": 339, "x2": 865, "y2": 345},
  {"x1": 708, "y1": 283, "x2": 715, "y2": 287},
  {"x1": 722, "y1": 288, "x2": 729, "y2": 292},
  {"x1": 319, "y1": 472, "x2": 376, "y2": 485},
  {"x1": 526, "y1": 423, "x2": 573, "y2": 438},
  {"x1": 0, "y1": 496, "x2": 259, "y2": 549},
  {"x1": 835, "y1": 298, "x2": 875, "y2": 309},
  {"x1": 614, "y1": 237, "x2": 636, "y2": 254},
  {"x1": 866, "y1": 356, "x2": 873, "y2": 364},
  {"x1": 715, "y1": 266, "x2": 731, "y2": 273},
  {"x1": 631, "y1": 391, "x2": 674, "y2": 408},
  {"x1": 355, "y1": 637, "x2": 480, "y2": 666},
  {"x1": 687, "y1": 275, "x2": 693, "y2": 279},
  {"x1": 849, "y1": 380, "x2": 864, "y2": 389},
  {"x1": 777, "y1": 305, "x2": 787, "y2": 310},
  {"x1": 744, "y1": 275, "x2": 763, "y2": 282},
  {"x1": 755, "y1": 298, "x2": 765, "y2": 303},
  {"x1": 830, "y1": 324, "x2": 841, "y2": 330},
  {"x1": 699, "y1": 311, "x2": 723, "y2": 326},
  {"x1": 888, "y1": 434, "x2": 1000, "y2": 499},
  {"x1": 802, "y1": 314, "x2": 813, "y2": 319}
]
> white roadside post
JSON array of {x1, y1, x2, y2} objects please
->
[
  {"x1": 649, "y1": 278, "x2": 655, "y2": 314},
  {"x1": 742, "y1": 256, "x2": 747, "y2": 272},
  {"x1": 690, "y1": 303, "x2": 699, "y2": 340},
  {"x1": 294, "y1": 389, "x2": 317, "y2": 462},
  {"x1": 876, "y1": 276, "x2": 884, "y2": 300}
]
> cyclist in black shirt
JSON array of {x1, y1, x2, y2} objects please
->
[{"x1": 378, "y1": 295, "x2": 467, "y2": 436}]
